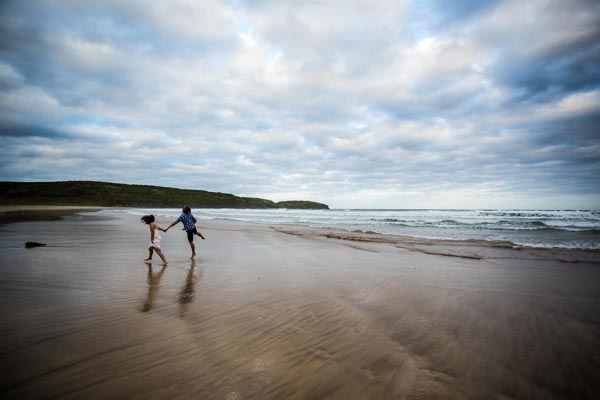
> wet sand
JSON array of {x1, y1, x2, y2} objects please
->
[
  {"x1": 0, "y1": 210, "x2": 599, "y2": 399},
  {"x1": 0, "y1": 206, "x2": 108, "y2": 212}
]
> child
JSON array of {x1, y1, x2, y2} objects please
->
[
  {"x1": 141, "y1": 215, "x2": 168, "y2": 265},
  {"x1": 163, "y1": 206, "x2": 205, "y2": 258}
]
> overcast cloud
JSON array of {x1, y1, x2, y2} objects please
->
[{"x1": 1, "y1": 0, "x2": 599, "y2": 208}]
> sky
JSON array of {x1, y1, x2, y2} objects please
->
[{"x1": 1, "y1": 0, "x2": 599, "y2": 209}]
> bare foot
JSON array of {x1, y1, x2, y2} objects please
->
[{"x1": 144, "y1": 258, "x2": 152, "y2": 261}]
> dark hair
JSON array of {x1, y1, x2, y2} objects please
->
[
  {"x1": 182, "y1": 206, "x2": 191, "y2": 214},
  {"x1": 141, "y1": 215, "x2": 155, "y2": 224}
]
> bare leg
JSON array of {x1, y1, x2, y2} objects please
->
[
  {"x1": 155, "y1": 249, "x2": 168, "y2": 265},
  {"x1": 189, "y1": 242, "x2": 196, "y2": 259},
  {"x1": 145, "y1": 248, "x2": 154, "y2": 261}
]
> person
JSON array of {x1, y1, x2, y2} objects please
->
[
  {"x1": 141, "y1": 214, "x2": 168, "y2": 265},
  {"x1": 163, "y1": 206, "x2": 205, "y2": 258}
]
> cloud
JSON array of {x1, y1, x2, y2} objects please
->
[{"x1": 0, "y1": 0, "x2": 599, "y2": 208}]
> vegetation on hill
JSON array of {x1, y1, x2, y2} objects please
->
[
  {"x1": 0, "y1": 181, "x2": 329, "y2": 209},
  {"x1": 275, "y1": 201, "x2": 329, "y2": 209}
]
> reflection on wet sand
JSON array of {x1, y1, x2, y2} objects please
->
[
  {"x1": 140, "y1": 264, "x2": 166, "y2": 313},
  {"x1": 178, "y1": 260, "x2": 200, "y2": 316}
]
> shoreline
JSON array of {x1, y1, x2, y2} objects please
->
[
  {"x1": 134, "y1": 207, "x2": 600, "y2": 253},
  {"x1": 272, "y1": 224, "x2": 600, "y2": 264},
  {"x1": 0, "y1": 205, "x2": 123, "y2": 212},
  {"x1": 2, "y1": 206, "x2": 599, "y2": 263}
]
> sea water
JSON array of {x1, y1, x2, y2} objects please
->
[{"x1": 126, "y1": 209, "x2": 600, "y2": 250}]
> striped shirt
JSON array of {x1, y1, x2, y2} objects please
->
[{"x1": 172, "y1": 213, "x2": 197, "y2": 231}]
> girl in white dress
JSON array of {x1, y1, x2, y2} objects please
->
[{"x1": 141, "y1": 215, "x2": 168, "y2": 265}]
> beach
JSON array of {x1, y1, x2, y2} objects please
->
[{"x1": 1, "y1": 210, "x2": 599, "y2": 399}]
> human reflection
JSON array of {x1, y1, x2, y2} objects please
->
[
  {"x1": 178, "y1": 259, "x2": 200, "y2": 316},
  {"x1": 140, "y1": 263, "x2": 167, "y2": 313}
]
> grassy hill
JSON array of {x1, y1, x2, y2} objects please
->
[
  {"x1": 0, "y1": 181, "x2": 329, "y2": 209},
  {"x1": 275, "y1": 201, "x2": 330, "y2": 209}
]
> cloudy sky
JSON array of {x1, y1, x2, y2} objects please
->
[{"x1": 1, "y1": 0, "x2": 599, "y2": 208}]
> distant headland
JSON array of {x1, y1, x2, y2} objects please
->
[{"x1": 0, "y1": 181, "x2": 329, "y2": 209}]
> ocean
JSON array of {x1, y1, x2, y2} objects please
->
[{"x1": 126, "y1": 208, "x2": 600, "y2": 250}]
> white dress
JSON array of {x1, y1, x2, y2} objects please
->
[{"x1": 149, "y1": 229, "x2": 161, "y2": 250}]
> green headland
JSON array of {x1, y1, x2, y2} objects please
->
[{"x1": 0, "y1": 181, "x2": 329, "y2": 209}]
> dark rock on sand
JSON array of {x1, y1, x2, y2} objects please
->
[{"x1": 25, "y1": 242, "x2": 47, "y2": 248}]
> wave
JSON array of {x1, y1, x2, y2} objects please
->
[
  {"x1": 326, "y1": 228, "x2": 600, "y2": 250},
  {"x1": 479, "y1": 211, "x2": 558, "y2": 218},
  {"x1": 371, "y1": 218, "x2": 599, "y2": 232}
]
